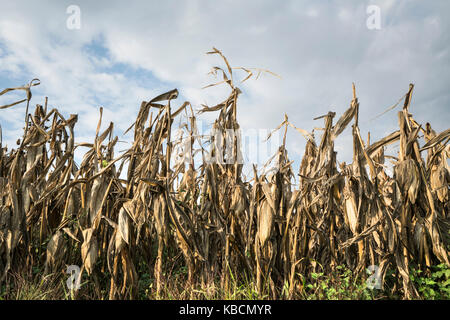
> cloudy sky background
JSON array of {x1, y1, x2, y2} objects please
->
[{"x1": 0, "y1": 0, "x2": 448, "y2": 178}]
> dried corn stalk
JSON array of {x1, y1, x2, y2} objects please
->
[{"x1": 0, "y1": 51, "x2": 448, "y2": 300}]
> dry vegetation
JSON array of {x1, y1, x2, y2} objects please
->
[{"x1": 0, "y1": 49, "x2": 449, "y2": 300}]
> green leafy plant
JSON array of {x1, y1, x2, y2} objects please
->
[{"x1": 410, "y1": 264, "x2": 450, "y2": 299}]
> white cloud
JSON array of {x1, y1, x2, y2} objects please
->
[
  {"x1": 0, "y1": 0, "x2": 449, "y2": 170},
  {"x1": 306, "y1": 8, "x2": 319, "y2": 18}
]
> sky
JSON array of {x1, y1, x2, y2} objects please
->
[{"x1": 0, "y1": 0, "x2": 449, "y2": 178}]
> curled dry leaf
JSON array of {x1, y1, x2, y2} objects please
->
[{"x1": 81, "y1": 228, "x2": 98, "y2": 275}]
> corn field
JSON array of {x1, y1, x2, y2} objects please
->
[{"x1": 0, "y1": 49, "x2": 449, "y2": 299}]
